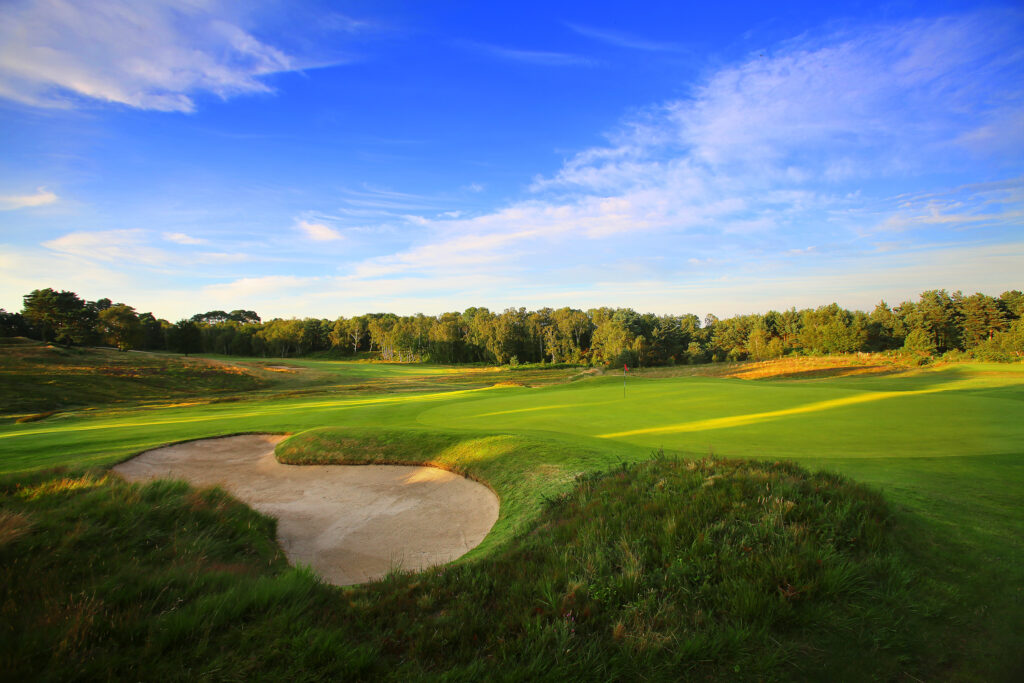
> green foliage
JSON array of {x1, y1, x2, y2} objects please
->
[
  {"x1": 902, "y1": 328, "x2": 937, "y2": 359},
  {"x1": 166, "y1": 320, "x2": 202, "y2": 355},
  {"x1": 12, "y1": 286, "x2": 1024, "y2": 365},
  {"x1": 21, "y1": 288, "x2": 96, "y2": 345},
  {"x1": 0, "y1": 309, "x2": 29, "y2": 337},
  {"x1": 97, "y1": 304, "x2": 142, "y2": 351}
]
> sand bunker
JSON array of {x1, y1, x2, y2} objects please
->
[{"x1": 114, "y1": 434, "x2": 499, "y2": 586}]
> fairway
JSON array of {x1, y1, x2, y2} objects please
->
[
  {"x1": 420, "y1": 364, "x2": 1024, "y2": 459},
  {"x1": 2, "y1": 358, "x2": 1022, "y2": 679}
]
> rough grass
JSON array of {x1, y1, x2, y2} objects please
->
[
  {"x1": 0, "y1": 455, "x2": 930, "y2": 681},
  {"x1": 0, "y1": 339, "x2": 271, "y2": 417}
]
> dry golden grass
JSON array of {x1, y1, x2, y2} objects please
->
[
  {"x1": 0, "y1": 509, "x2": 34, "y2": 546},
  {"x1": 627, "y1": 354, "x2": 912, "y2": 381}
]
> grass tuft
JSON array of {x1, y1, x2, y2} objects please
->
[{"x1": 0, "y1": 509, "x2": 33, "y2": 546}]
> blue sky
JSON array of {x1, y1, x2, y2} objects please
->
[{"x1": 1, "y1": 0, "x2": 1021, "y2": 321}]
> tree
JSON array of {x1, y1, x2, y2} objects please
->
[
  {"x1": 959, "y1": 293, "x2": 1006, "y2": 347},
  {"x1": 98, "y1": 304, "x2": 142, "y2": 351},
  {"x1": 137, "y1": 313, "x2": 167, "y2": 350},
  {"x1": 909, "y1": 290, "x2": 961, "y2": 352},
  {"x1": 328, "y1": 317, "x2": 347, "y2": 350},
  {"x1": 867, "y1": 301, "x2": 901, "y2": 350},
  {"x1": 997, "y1": 290, "x2": 1024, "y2": 319},
  {"x1": 228, "y1": 309, "x2": 261, "y2": 324},
  {"x1": 191, "y1": 310, "x2": 230, "y2": 324},
  {"x1": 299, "y1": 318, "x2": 328, "y2": 354},
  {"x1": 258, "y1": 319, "x2": 303, "y2": 357},
  {"x1": 367, "y1": 314, "x2": 400, "y2": 361},
  {"x1": 167, "y1": 320, "x2": 203, "y2": 356},
  {"x1": 798, "y1": 304, "x2": 866, "y2": 354},
  {"x1": 746, "y1": 323, "x2": 772, "y2": 361},
  {"x1": 712, "y1": 315, "x2": 752, "y2": 360},
  {"x1": 21, "y1": 288, "x2": 95, "y2": 345},
  {"x1": 0, "y1": 309, "x2": 28, "y2": 337},
  {"x1": 902, "y1": 328, "x2": 936, "y2": 359},
  {"x1": 429, "y1": 313, "x2": 463, "y2": 363},
  {"x1": 345, "y1": 317, "x2": 368, "y2": 354}
]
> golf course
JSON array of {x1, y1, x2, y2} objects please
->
[{"x1": 1, "y1": 344, "x2": 1022, "y2": 680}]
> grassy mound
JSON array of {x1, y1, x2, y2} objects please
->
[
  {"x1": 0, "y1": 339, "x2": 271, "y2": 417},
  {"x1": 1, "y1": 452, "x2": 929, "y2": 680}
]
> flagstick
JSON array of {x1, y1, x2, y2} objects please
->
[{"x1": 623, "y1": 364, "x2": 626, "y2": 399}]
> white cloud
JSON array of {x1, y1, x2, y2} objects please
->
[
  {"x1": 163, "y1": 231, "x2": 207, "y2": 245},
  {"x1": 197, "y1": 252, "x2": 248, "y2": 264},
  {"x1": 0, "y1": 244, "x2": 137, "y2": 310},
  {"x1": 0, "y1": 188, "x2": 57, "y2": 210},
  {"x1": 42, "y1": 229, "x2": 170, "y2": 265},
  {"x1": 39, "y1": 228, "x2": 254, "y2": 271},
  {"x1": 0, "y1": 0, "x2": 328, "y2": 112},
  {"x1": 202, "y1": 275, "x2": 320, "y2": 301},
  {"x1": 352, "y1": 228, "x2": 537, "y2": 278},
  {"x1": 296, "y1": 220, "x2": 343, "y2": 242}
]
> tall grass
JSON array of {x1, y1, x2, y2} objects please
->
[{"x1": 1, "y1": 455, "x2": 931, "y2": 680}]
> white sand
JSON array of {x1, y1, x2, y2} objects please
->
[{"x1": 114, "y1": 434, "x2": 499, "y2": 586}]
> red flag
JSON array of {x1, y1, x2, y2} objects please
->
[{"x1": 624, "y1": 363, "x2": 628, "y2": 372}]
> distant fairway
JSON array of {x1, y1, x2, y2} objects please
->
[{"x1": 419, "y1": 363, "x2": 1024, "y2": 460}]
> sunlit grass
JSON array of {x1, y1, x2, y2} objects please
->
[{"x1": 598, "y1": 385, "x2": 952, "y2": 438}]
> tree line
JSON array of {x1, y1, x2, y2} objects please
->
[{"x1": 2, "y1": 287, "x2": 1022, "y2": 365}]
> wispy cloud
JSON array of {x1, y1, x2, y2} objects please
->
[
  {"x1": 566, "y1": 23, "x2": 683, "y2": 52},
  {"x1": 339, "y1": 185, "x2": 447, "y2": 211},
  {"x1": 203, "y1": 275, "x2": 320, "y2": 302},
  {"x1": 42, "y1": 229, "x2": 171, "y2": 266},
  {"x1": 466, "y1": 42, "x2": 595, "y2": 67},
  {"x1": 296, "y1": 220, "x2": 343, "y2": 242},
  {"x1": 864, "y1": 177, "x2": 1024, "y2": 234},
  {"x1": 163, "y1": 231, "x2": 207, "y2": 245},
  {"x1": 41, "y1": 228, "x2": 251, "y2": 271},
  {"x1": 197, "y1": 252, "x2": 248, "y2": 264},
  {"x1": 0, "y1": 188, "x2": 57, "y2": 210},
  {"x1": 0, "y1": 0, "x2": 345, "y2": 112}
]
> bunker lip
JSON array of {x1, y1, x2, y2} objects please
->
[{"x1": 113, "y1": 434, "x2": 499, "y2": 586}]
